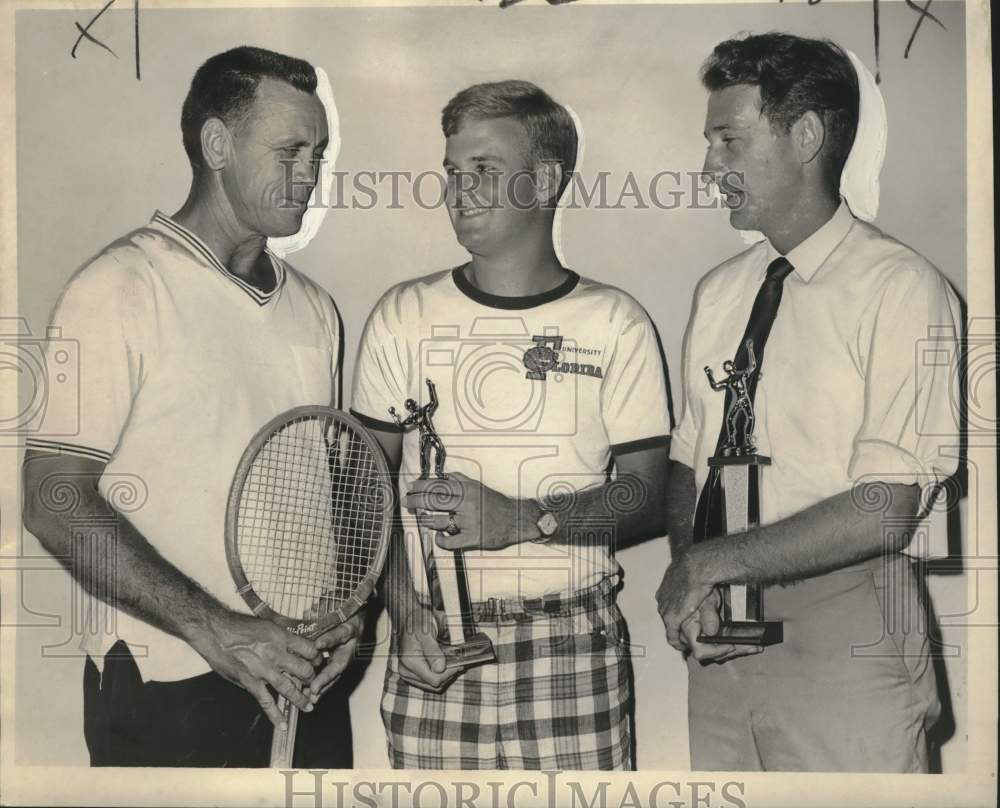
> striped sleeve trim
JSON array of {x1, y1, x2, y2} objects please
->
[
  {"x1": 25, "y1": 438, "x2": 112, "y2": 463},
  {"x1": 610, "y1": 434, "x2": 670, "y2": 458},
  {"x1": 350, "y1": 408, "x2": 402, "y2": 434}
]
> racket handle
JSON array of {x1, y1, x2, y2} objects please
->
[{"x1": 269, "y1": 696, "x2": 300, "y2": 768}]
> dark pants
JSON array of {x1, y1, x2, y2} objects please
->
[{"x1": 83, "y1": 640, "x2": 352, "y2": 768}]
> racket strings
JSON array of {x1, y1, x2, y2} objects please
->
[{"x1": 237, "y1": 415, "x2": 387, "y2": 620}]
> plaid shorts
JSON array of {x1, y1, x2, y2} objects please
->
[{"x1": 381, "y1": 577, "x2": 633, "y2": 770}]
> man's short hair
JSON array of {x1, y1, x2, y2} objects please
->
[
  {"x1": 181, "y1": 46, "x2": 318, "y2": 168},
  {"x1": 701, "y1": 32, "x2": 860, "y2": 181},
  {"x1": 441, "y1": 80, "x2": 578, "y2": 199}
]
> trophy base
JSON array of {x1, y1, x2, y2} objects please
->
[
  {"x1": 441, "y1": 632, "x2": 496, "y2": 670},
  {"x1": 697, "y1": 620, "x2": 783, "y2": 647}
]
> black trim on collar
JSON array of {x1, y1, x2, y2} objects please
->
[{"x1": 451, "y1": 264, "x2": 580, "y2": 310}]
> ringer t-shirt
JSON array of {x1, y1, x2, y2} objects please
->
[
  {"x1": 351, "y1": 266, "x2": 671, "y2": 601},
  {"x1": 26, "y1": 211, "x2": 342, "y2": 682}
]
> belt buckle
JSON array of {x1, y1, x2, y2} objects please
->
[
  {"x1": 542, "y1": 596, "x2": 563, "y2": 616},
  {"x1": 477, "y1": 597, "x2": 497, "y2": 621},
  {"x1": 486, "y1": 596, "x2": 504, "y2": 620}
]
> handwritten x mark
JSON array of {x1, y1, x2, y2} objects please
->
[
  {"x1": 71, "y1": 0, "x2": 119, "y2": 60},
  {"x1": 905, "y1": 0, "x2": 947, "y2": 60}
]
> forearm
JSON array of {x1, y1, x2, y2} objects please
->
[
  {"x1": 664, "y1": 461, "x2": 696, "y2": 559},
  {"x1": 413, "y1": 444, "x2": 669, "y2": 554},
  {"x1": 23, "y1": 461, "x2": 227, "y2": 643},
  {"x1": 513, "y1": 444, "x2": 670, "y2": 550},
  {"x1": 542, "y1": 471, "x2": 665, "y2": 550},
  {"x1": 685, "y1": 483, "x2": 920, "y2": 587}
]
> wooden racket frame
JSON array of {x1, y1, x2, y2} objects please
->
[{"x1": 224, "y1": 405, "x2": 393, "y2": 768}]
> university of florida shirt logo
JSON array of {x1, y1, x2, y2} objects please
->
[{"x1": 523, "y1": 335, "x2": 604, "y2": 381}]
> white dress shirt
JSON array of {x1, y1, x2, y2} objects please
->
[{"x1": 671, "y1": 202, "x2": 962, "y2": 558}]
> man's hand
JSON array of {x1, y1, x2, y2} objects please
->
[
  {"x1": 676, "y1": 589, "x2": 762, "y2": 664},
  {"x1": 394, "y1": 604, "x2": 459, "y2": 692},
  {"x1": 655, "y1": 551, "x2": 717, "y2": 651},
  {"x1": 405, "y1": 472, "x2": 536, "y2": 552},
  {"x1": 305, "y1": 612, "x2": 365, "y2": 702},
  {"x1": 190, "y1": 609, "x2": 321, "y2": 729}
]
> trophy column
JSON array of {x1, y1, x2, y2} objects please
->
[
  {"x1": 697, "y1": 454, "x2": 782, "y2": 645},
  {"x1": 416, "y1": 517, "x2": 495, "y2": 669},
  {"x1": 391, "y1": 378, "x2": 496, "y2": 670},
  {"x1": 697, "y1": 341, "x2": 783, "y2": 647}
]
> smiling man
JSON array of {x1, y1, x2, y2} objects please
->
[
  {"x1": 352, "y1": 80, "x2": 671, "y2": 770},
  {"x1": 22, "y1": 47, "x2": 358, "y2": 767},
  {"x1": 656, "y1": 33, "x2": 961, "y2": 772}
]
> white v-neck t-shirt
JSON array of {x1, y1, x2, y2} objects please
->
[{"x1": 27, "y1": 212, "x2": 342, "y2": 681}]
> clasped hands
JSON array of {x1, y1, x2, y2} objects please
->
[
  {"x1": 196, "y1": 608, "x2": 364, "y2": 730},
  {"x1": 654, "y1": 549, "x2": 762, "y2": 665}
]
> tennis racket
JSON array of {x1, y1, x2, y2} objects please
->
[{"x1": 225, "y1": 405, "x2": 393, "y2": 768}]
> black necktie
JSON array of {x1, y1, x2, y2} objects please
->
[{"x1": 693, "y1": 257, "x2": 795, "y2": 541}]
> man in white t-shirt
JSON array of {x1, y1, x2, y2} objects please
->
[
  {"x1": 351, "y1": 80, "x2": 671, "y2": 770},
  {"x1": 655, "y1": 33, "x2": 961, "y2": 772},
  {"x1": 22, "y1": 47, "x2": 358, "y2": 767}
]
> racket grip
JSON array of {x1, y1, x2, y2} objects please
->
[{"x1": 269, "y1": 696, "x2": 300, "y2": 768}]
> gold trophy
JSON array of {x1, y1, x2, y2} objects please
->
[
  {"x1": 390, "y1": 379, "x2": 496, "y2": 669},
  {"x1": 698, "y1": 342, "x2": 783, "y2": 646}
]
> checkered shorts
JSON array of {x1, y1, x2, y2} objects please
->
[{"x1": 381, "y1": 578, "x2": 633, "y2": 770}]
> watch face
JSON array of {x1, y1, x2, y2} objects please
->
[{"x1": 538, "y1": 512, "x2": 559, "y2": 537}]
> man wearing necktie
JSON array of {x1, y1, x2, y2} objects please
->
[{"x1": 656, "y1": 33, "x2": 962, "y2": 772}]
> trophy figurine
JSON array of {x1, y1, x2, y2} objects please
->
[
  {"x1": 698, "y1": 341, "x2": 783, "y2": 646},
  {"x1": 390, "y1": 379, "x2": 496, "y2": 669}
]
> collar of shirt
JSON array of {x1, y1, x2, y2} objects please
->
[
  {"x1": 766, "y1": 200, "x2": 856, "y2": 283},
  {"x1": 150, "y1": 211, "x2": 286, "y2": 305}
]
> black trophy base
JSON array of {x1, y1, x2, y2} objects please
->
[
  {"x1": 441, "y1": 632, "x2": 496, "y2": 670},
  {"x1": 698, "y1": 620, "x2": 783, "y2": 647}
]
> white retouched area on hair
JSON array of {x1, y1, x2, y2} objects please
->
[
  {"x1": 841, "y1": 49, "x2": 887, "y2": 223},
  {"x1": 267, "y1": 67, "x2": 342, "y2": 258},
  {"x1": 553, "y1": 103, "x2": 584, "y2": 267},
  {"x1": 736, "y1": 48, "x2": 886, "y2": 245}
]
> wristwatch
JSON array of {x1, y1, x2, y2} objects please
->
[{"x1": 532, "y1": 511, "x2": 559, "y2": 544}]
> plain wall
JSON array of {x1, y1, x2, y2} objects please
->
[{"x1": 11, "y1": 2, "x2": 968, "y2": 771}]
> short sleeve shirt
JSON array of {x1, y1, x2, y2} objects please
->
[
  {"x1": 671, "y1": 204, "x2": 962, "y2": 557},
  {"x1": 26, "y1": 212, "x2": 342, "y2": 681},
  {"x1": 352, "y1": 267, "x2": 671, "y2": 599}
]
